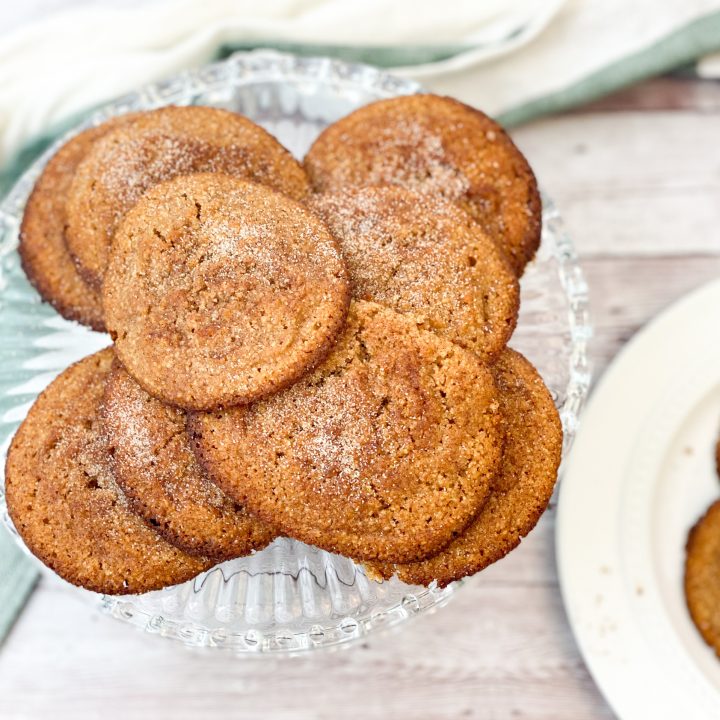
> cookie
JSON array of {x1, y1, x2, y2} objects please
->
[
  {"x1": 685, "y1": 500, "x2": 720, "y2": 656},
  {"x1": 367, "y1": 349, "x2": 562, "y2": 587},
  {"x1": 103, "y1": 173, "x2": 349, "y2": 411},
  {"x1": 65, "y1": 105, "x2": 310, "y2": 287},
  {"x1": 304, "y1": 94, "x2": 541, "y2": 275},
  {"x1": 310, "y1": 187, "x2": 519, "y2": 361},
  {"x1": 18, "y1": 119, "x2": 132, "y2": 330},
  {"x1": 4, "y1": 348, "x2": 212, "y2": 595},
  {"x1": 189, "y1": 300, "x2": 503, "y2": 564},
  {"x1": 101, "y1": 362, "x2": 276, "y2": 561}
]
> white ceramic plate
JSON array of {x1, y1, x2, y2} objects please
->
[{"x1": 557, "y1": 278, "x2": 720, "y2": 718}]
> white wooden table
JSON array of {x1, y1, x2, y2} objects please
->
[{"x1": 1, "y1": 22, "x2": 720, "y2": 717}]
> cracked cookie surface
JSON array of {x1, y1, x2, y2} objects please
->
[
  {"x1": 65, "y1": 105, "x2": 310, "y2": 287},
  {"x1": 367, "y1": 348, "x2": 562, "y2": 587},
  {"x1": 304, "y1": 94, "x2": 541, "y2": 275},
  {"x1": 310, "y1": 187, "x2": 519, "y2": 361},
  {"x1": 103, "y1": 173, "x2": 350, "y2": 411},
  {"x1": 189, "y1": 300, "x2": 503, "y2": 563},
  {"x1": 4, "y1": 348, "x2": 211, "y2": 595},
  {"x1": 101, "y1": 362, "x2": 276, "y2": 561}
]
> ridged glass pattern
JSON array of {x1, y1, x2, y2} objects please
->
[{"x1": 0, "y1": 51, "x2": 592, "y2": 654}]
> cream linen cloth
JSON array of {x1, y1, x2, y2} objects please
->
[{"x1": 2, "y1": 0, "x2": 720, "y2": 164}]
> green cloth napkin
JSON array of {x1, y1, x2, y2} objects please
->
[
  {"x1": 0, "y1": 532, "x2": 38, "y2": 642},
  {"x1": 2, "y1": 9, "x2": 720, "y2": 644}
]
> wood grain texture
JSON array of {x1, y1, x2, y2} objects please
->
[
  {"x1": 0, "y1": 553, "x2": 613, "y2": 720},
  {"x1": 514, "y1": 111, "x2": 720, "y2": 256},
  {"x1": 2, "y1": 70, "x2": 720, "y2": 720},
  {"x1": 585, "y1": 254, "x2": 720, "y2": 375},
  {"x1": 576, "y1": 76, "x2": 720, "y2": 113}
]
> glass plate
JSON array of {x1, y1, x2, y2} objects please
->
[{"x1": 0, "y1": 50, "x2": 591, "y2": 654}]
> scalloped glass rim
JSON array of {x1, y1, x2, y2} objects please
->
[{"x1": 0, "y1": 50, "x2": 592, "y2": 654}]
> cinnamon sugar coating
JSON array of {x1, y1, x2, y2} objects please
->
[
  {"x1": 19, "y1": 119, "x2": 135, "y2": 330},
  {"x1": 310, "y1": 187, "x2": 519, "y2": 361},
  {"x1": 103, "y1": 173, "x2": 350, "y2": 411},
  {"x1": 101, "y1": 363, "x2": 275, "y2": 561},
  {"x1": 65, "y1": 105, "x2": 310, "y2": 287},
  {"x1": 8, "y1": 94, "x2": 560, "y2": 595},
  {"x1": 367, "y1": 349, "x2": 562, "y2": 587},
  {"x1": 189, "y1": 301, "x2": 503, "y2": 564},
  {"x1": 304, "y1": 94, "x2": 541, "y2": 275},
  {"x1": 4, "y1": 349, "x2": 211, "y2": 595}
]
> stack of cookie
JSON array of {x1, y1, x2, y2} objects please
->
[{"x1": 5, "y1": 96, "x2": 562, "y2": 596}]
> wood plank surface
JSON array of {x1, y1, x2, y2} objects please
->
[
  {"x1": 513, "y1": 110, "x2": 720, "y2": 256},
  {"x1": 0, "y1": 547, "x2": 614, "y2": 720},
  {"x1": 1, "y1": 32, "x2": 719, "y2": 720}
]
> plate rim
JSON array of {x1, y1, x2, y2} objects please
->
[{"x1": 556, "y1": 276, "x2": 720, "y2": 718}]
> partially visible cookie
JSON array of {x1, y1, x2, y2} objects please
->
[
  {"x1": 65, "y1": 105, "x2": 310, "y2": 287},
  {"x1": 103, "y1": 173, "x2": 350, "y2": 411},
  {"x1": 4, "y1": 348, "x2": 212, "y2": 595},
  {"x1": 19, "y1": 119, "x2": 131, "y2": 330},
  {"x1": 716, "y1": 434, "x2": 720, "y2": 477},
  {"x1": 685, "y1": 500, "x2": 720, "y2": 656},
  {"x1": 368, "y1": 349, "x2": 562, "y2": 587},
  {"x1": 189, "y1": 300, "x2": 503, "y2": 564},
  {"x1": 304, "y1": 94, "x2": 541, "y2": 275},
  {"x1": 310, "y1": 187, "x2": 519, "y2": 361},
  {"x1": 101, "y1": 363, "x2": 276, "y2": 561}
]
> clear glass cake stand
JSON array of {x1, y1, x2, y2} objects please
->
[{"x1": 0, "y1": 50, "x2": 592, "y2": 654}]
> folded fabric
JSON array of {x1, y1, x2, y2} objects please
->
[
  {"x1": 2, "y1": 0, "x2": 720, "y2": 646},
  {"x1": 3, "y1": 0, "x2": 720, "y2": 166},
  {"x1": 0, "y1": 0, "x2": 565, "y2": 165}
]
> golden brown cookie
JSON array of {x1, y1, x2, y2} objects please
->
[
  {"x1": 65, "y1": 105, "x2": 310, "y2": 287},
  {"x1": 4, "y1": 348, "x2": 212, "y2": 595},
  {"x1": 101, "y1": 363, "x2": 276, "y2": 561},
  {"x1": 367, "y1": 349, "x2": 562, "y2": 587},
  {"x1": 103, "y1": 173, "x2": 350, "y2": 411},
  {"x1": 189, "y1": 300, "x2": 503, "y2": 564},
  {"x1": 310, "y1": 187, "x2": 519, "y2": 361},
  {"x1": 685, "y1": 500, "x2": 720, "y2": 656},
  {"x1": 304, "y1": 94, "x2": 541, "y2": 275},
  {"x1": 19, "y1": 120, "x2": 132, "y2": 330}
]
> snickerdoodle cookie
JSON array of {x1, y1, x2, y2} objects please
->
[
  {"x1": 368, "y1": 349, "x2": 562, "y2": 587},
  {"x1": 304, "y1": 94, "x2": 540, "y2": 275},
  {"x1": 685, "y1": 499, "x2": 720, "y2": 656},
  {"x1": 4, "y1": 349, "x2": 211, "y2": 595},
  {"x1": 66, "y1": 105, "x2": 310, "y2": 287},
  {"x1": 101, "y1": 363, "x2": 276, "y2": 561},
  {"x1": 310, "y1": 187, "x2": 519, "y2": 361},
  {"x1": 19, "y1": 118, "x2": 134, "y2": 330},
  {"x1": 103, "y1": 173, "x2": 349, "y2": 411},
  {"x1": 189, "y1": 300, "x2": 503, "y2": 564}
]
